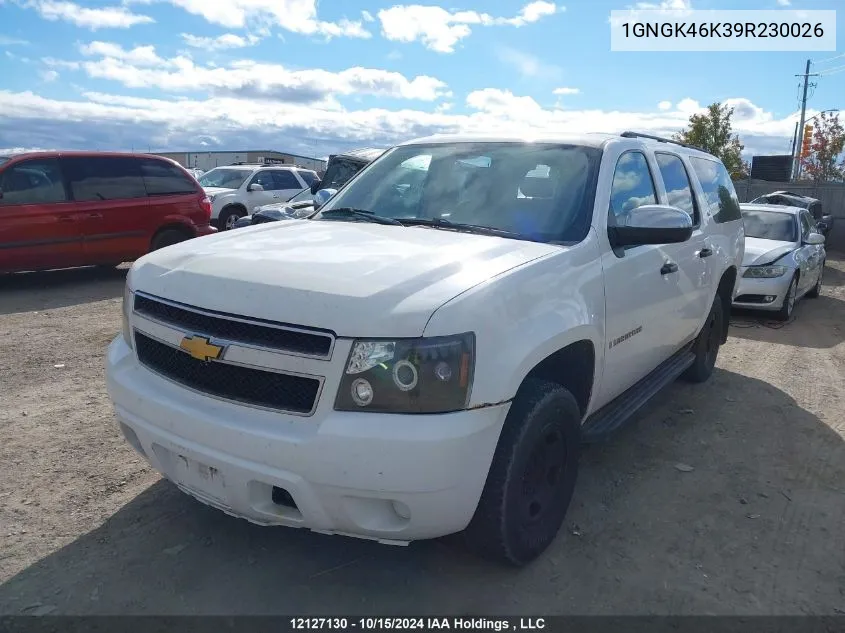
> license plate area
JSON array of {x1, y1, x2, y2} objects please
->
[{"x1": 151, "y1": 443, "x2": 227, "y2": 502}]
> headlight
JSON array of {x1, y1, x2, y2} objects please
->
[
  {"x1": 122, "y1": 283, "x2": 134, "y2": 350},
  {"x1": 334, "y1": 333, "x2": 475, "y2": 413},
  {"x1": 743, "y1": 265, "x2": 788, "y2": 279}
]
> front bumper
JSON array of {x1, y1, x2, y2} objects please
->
[
  {"x1": 732, "y1": 270, "x2": 792, "y2": 311},
  {"x1": 105, "y1": 336, "x2": 508, "y2": 543}
]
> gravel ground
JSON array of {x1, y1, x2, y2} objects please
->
[{"x1": 0, "y1": 255, "x2": 844, "y2": 616}]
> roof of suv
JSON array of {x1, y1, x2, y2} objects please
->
[{"x1": 400, "y1": 132, "x2": 717, "y2": 159}]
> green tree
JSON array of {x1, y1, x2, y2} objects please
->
[
  {"x1": 673, "y1": 102, "x2": 745, "y2": 178},
  {"x1": 801, "y1": 112, "x2": 845, "y2": 182}
]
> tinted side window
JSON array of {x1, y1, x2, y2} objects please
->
[
  {"x1": 272, "y1": 170, "x2": 302, "y2": 190},
  {"x1": 689, "y1": 157, "x2": 741, "y2": 223},
  {"x1": 0, "y1": 159, "x2": 67, "y2": 205},
  {"x1": 140, "y1": 159, "x2": 197, "y2": 195},
  {"x1": 65, "y1": 156, "x2": 146, "y2": 201},
  {"x1": 250, "y1": 170, "x2": 279, "y2": 190},
  {"x1": 297, "y1": 170, "x2": 317, "y2": 186},
  {"x1": 609, "y1": 151, "x2": 657, "y2": 225},
  {"x1": 655, "y1": 153, "x2": 697, "y2": 224}
]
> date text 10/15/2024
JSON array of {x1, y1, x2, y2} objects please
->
[{"x1": 290, "y1": 618, "x2": 547, "y2": 631}]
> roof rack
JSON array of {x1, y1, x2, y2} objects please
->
[{"x1": 620, "y1": 131, "x2": 708, "y2": 154}]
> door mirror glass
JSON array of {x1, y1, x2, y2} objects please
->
[
  {"x1": 309, "y1": 178, "x2": 322, "y2": 195},
  {"x1": 313, "y1": 188, "x2": 337, "y2": 209},
  {"x1": 805, "y1": 232, "x2": 825, "y2": 245},
  {"x1": 247, "y1": 183, "x2": 264, "y2": 192},
  {"x1": 609, "y1": 204, "x2": 693, "y2": 248}
]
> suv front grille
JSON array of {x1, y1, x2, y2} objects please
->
[
  {"x1": 134, "y1": 332, "x2": 321, "y2": 415},
  {"x1": 133, "y1": 293, "x2": 334, "y2": 359}
]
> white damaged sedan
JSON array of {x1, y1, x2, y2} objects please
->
[{"x1": 734, "y1": 203, "x2": 826, "y2": 320}]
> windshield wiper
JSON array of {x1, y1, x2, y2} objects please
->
[
  {"x1": 319, "y1": 208, "x2": 403, "y2": 226},
  {"x1": 396, "y1": 217, "x2": 525, "y2": 239}
]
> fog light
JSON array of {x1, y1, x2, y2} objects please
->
[
  {"x1": 350, "y1": 378, "x2": 374, "y2": 406},
  {"x1": 391, "y1": 500, "x2": 411, "y2": 520},
  {"x1": 434, "y1": 361, "x2": 452, "y2": 382},
  {"x1": 392, "y1": 360, "x2": 418, "y2": 392},
  {"x1": 765, "y1": 295, "x2": 775, "y2": 302}
]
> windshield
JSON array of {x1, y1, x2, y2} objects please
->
[
  {"x1": 742, "y1": 209, "x2": 798, "y2": 242},
  {"x1": 316, "y1": 142, "x2": 601, "y2": 244},
  {"x1": 321, "y1": 158, "x2": 367, "y2": 189},
  {"x1": 198, "y1": 168, "x2": 250, "y2": 189}
]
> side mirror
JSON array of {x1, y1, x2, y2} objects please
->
[
  {"x1": 816, "y1": 221, "x2": 828, "y2": 233},
  {"x1": 309, "y1": 179, "x2": 322, "y2": 195},
  {"x1": 313, "y1": 188, "x2": 337, "y2": 209},
  {"x1": 805, "y1": 232, "x2": 825, "y2": 245},
  {"x1": 247, "y1": 183, "x2": 264, "y2": 192},
  {"x1": 608, "y1": 204, "x2": 693, "y2": 248}
]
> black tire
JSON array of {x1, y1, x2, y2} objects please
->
[
  {"x1": 218, "y1": 207, "x2": 245, "y2": 231},
  {"x1": 150, "y1": 229, "x2": 189, "y2": 252},
  {"x1": 463, "y1": 379, "x2": 581, "y2": 566},
  {"x1": 682, "y1": 293, "x2": 724, "y2": 384},
  {"x1": 806, "y1": 261, "x2": 824, "y2": 298},
  {"x1": 775, "y1": 274, "x2": 798, "y2": 321}
]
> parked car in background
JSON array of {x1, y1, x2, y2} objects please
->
[
  {"x1": 749, "y1": 191, "x2": 834, "y2": 236},
  {"x1": 198, "y1": 164, "x2": 318, "y2": 230},
  {"x1": 734, "y1": 203, "x2": 825, "y2": 320},
  {"x1": 186, "y1": 168, "x2": 205, "y2": 179},
  {"x1": 0, "y1": 151, "x2": 216, "y2": 275},
  {"x1": 108, "y1": 131, "x2": 744, "y2": 566},
  {"x1": 233, "y1": 148, "x2": 385, "y2": 229}
]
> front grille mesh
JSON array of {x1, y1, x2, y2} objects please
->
[
  {"x1": 134, "y1": 294, "x2": 333, "y2": 358},
  {"x1": 135, "y1": 332, "x2": 321, "y2": 414}
]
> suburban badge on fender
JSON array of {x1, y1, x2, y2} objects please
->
[{"x1": 179, "y1": 335, "x2": 225, "y2": 362}]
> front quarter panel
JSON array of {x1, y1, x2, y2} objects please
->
[{"x1": 423, "y1": 233, "x2": 605, "y2": 412}]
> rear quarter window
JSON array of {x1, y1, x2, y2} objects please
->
[
  {"x1": 689, "y1": 157, "x2": 742, "y2": 224},
  {"x1": 140, "y1": 159, "x2": 199, "y2": 195}
]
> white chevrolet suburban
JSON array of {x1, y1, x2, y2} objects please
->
[{"x1": 106, "y1": 132, "x2": 745, "y2": 566}]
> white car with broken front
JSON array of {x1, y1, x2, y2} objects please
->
[{"x1": 106, "y1": 132, "x2": 744, "y2": 565}]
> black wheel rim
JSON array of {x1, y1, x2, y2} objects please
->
[{"x1": 520, "y1": 426, "x2": 567, "y2": 527}]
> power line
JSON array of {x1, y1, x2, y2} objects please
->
[
  {"x1": 814, "y1": 52, "x2": 845, "y2": 65},
  {"x1": 817, "y1": 63, "x2": 845, "y2": 76}
]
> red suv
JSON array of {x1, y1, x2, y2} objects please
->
[{"x1": 0, "y1": 151, "x2": 217, "y2": 274}]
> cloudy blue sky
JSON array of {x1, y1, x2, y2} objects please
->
[{"x1": 0, "y1": 0, "x2": 843, "y2": 160}]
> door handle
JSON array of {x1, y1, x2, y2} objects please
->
[
  {"x1": 57, "y1": 216, "x2": 75, "y2": 223},
  {"x1": 699, "y1": 247, "x2": 713, "y2": 258},
  {"x1": 661, "y1": 262, "x2": 679, "y2": 275},
  {"x1": 86, "y1": 213, "x2": 103, "y2": 219}
]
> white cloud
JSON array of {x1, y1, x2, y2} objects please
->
[
  {"x1": 181, "y1": 33, "x2": 261, "y2": 50},
  {"x1": 39, "y1": 69, "x2": 59, "y2": 82},
  {"x1": 126, "y1": 0, "x2": 370, "y2": 40},
  {"x1": 378, "y1": 1, "x2": 562, "y2": 53},
  {"x1": 361, "y1": 10, "x2": 374, "y2": 22},
  {"x1": 776, "y1": 0, "x2": 790, "y2": 5},
  {"x1": 634, "y1": 0, "x2": 692, "y2": 8},
  {"x1": 63, "y1": 43, "x2": 450, "y2": 103},
  {"x1": 0, "y1": 88, "x2": 797, "y2": 160},
  {"x1": 23, "y1": 0, "x2": 154, "y2": 29},
  {"x1": 79, "y1": 41, "x2": 164, "y2": 66},
  {"x1": 497, "y1": 46, "x2": 561, "y2": 79},
  {"x1": 553, "y1": 87, "x2": 580, "y2": 95},
  {"x1": 658, "y1": 100, "x2": 672, "y2": 110},
  {"x1": 0, "y1": 35, "x2": 30, "y2": 46}
]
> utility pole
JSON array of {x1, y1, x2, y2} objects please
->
[{"x1": 792, "y1": 59, "x2": 819, "y2": 180}]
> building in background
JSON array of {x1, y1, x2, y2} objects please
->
[{"x1": 154, "y1": 149, "x2": 327, "y2": 173}]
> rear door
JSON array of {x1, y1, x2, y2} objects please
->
[
  {"x1": 63, "y1": 156, "x2": 150, "y2": 265},
  {"x1": 797, "y1": 210, "x2": 821, "y2": 294},
  {"x1": 0, "y1": 157, "x2": 83, "y2": 273}
]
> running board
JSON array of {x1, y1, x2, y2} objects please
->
[{"x1": 581, "y1": 345, "x2": 695, "y2": 443}]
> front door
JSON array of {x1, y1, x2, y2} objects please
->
[
  {"x1": 599, "y1": 150, "x2": 689, "y2": 406},
  {"x1": 0, "y1": 157, "x2": 83, "y2": 273},
  {"x1": 796, "y1": 210, "x2": 822, "y2": 295}
]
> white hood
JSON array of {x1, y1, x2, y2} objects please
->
[
  {"x1": 742, "y1": 237, "x2": 796, "y2": 267},
  {"x1": 202, "y1": 186, "x2": 236, "y2": 197},
  {"x1": 129, "y1": 220, "x2": 560, "y2": 337}
]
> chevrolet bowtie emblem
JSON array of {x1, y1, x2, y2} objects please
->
[{"x1": 179, "y1": 335, "x2": 224, "y2": 362}]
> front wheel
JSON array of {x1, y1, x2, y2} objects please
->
[
  {"x1": 463, "y1": 379, "x2": 581, "y2": 566},
  {"x1": 218, "y1": 207, "x2": 245, "y2": 231},
  {"x1": 775, "y1": 274, "x2": 798, "y2": 321},
  {"x1": 682, "y1": 293, "x2": 724, "y2": 384}
]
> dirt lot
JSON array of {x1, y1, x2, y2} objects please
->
[{"x1": 1, "y1": 254, "x2": 844, "y2": 616}]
